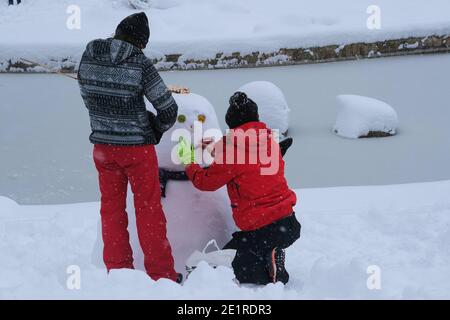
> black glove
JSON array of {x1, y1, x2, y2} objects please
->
[
  {"x1": 279, "y1": 137, "x2": 293, "y2": 157},
  {"x1": 166, "y1": 170, "x2": 189, "y2": 181},
  {"x1": 148, "y1": 111, "x2": 163, "y2": 144},
  {"x1": 159, "y1": 168, "x2": 168, "y2": 198},
  {"x1": 158, "y1": 168, "x2": 189, "y2": 198}
]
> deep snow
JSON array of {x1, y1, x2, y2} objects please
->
[
  {"x1": 1, "y1": 180, "x2": 450, "y2": 299},
  {"x1": 1, "y1": 0, "x2": 450, "y2": 69},
  {"x1": 1, "y1": 54, "x2": 450, "y2": 204}
]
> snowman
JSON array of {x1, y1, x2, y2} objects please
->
[
  {"x1": 238, "y1": 81, "x2": 290, "y2": 137},
  {"x1": 91, "y1": 91, "x2": 235, "y2": 275}
]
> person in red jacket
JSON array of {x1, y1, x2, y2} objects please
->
[{"x1": 184, "y1": 92, "x2": 301, "y2": 285}]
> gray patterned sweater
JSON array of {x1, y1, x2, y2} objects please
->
[{"x1": 78, "y1": 38, "x2": 178, "y2": 145}]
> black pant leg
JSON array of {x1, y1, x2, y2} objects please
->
[
  {"x1": 226, "y1": 230, "x2": 271, "y2": 285},
  {"x1": 222, "y1": 233, "x2": 239, "y2": 250},
  {"x1": 232, "y1": 247, "x2": 271, "y2": 285},
  {"x1": 266, "y1": 213, "x2": 301, "y2": 249},
  {"x1": 240, "y1": 213, "x2": 301, "y2": 284},
  {"x1": 226, "y1": 214, "x2": 301, "y2": 285}
]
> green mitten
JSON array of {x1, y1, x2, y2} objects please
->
[{"x1": 177, "y1": 137, "x2": 195, "y2": 165}]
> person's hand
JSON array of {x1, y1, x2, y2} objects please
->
[
  {"x1": 201, "y1": 137, "x2": 216, "y2": 157},
  {"x1": 168, "y1": 85, "x2": 190, "y2": 95},
  {"x1": 200, "y1": 137, "x2": 211, "y2": 148},
  {"x1": 177, "y1": 137, "x2": 195, "y2": 165}
]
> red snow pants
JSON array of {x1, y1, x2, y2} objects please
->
[{"x1": 93, "y1": 144, "x2": 178, "y2": 281}]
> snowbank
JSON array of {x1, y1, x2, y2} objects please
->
[
  {"x1": 1, "y1": 0, "x2": 450, "y2": 71},
  {"x1": 2, "y1": 180, "x2": 450, "y2": 299},
  {"x1": 333, "y1": 95, "x2": 398, "y2": 139}
]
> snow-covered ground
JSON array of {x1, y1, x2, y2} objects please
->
[
  {"x1": 1, "y1": 0, "x2": 450, "y2": 69},
  {"x1": 2, "y1": 180, "x2": 450, "y2": 299},
  {"x1": 2, "y1": 53, "x2": 450, "y2": 204}
]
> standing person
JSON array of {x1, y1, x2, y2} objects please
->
[
  {"x1": 78, "y1": 12, "x2": 181, "y2": 283},
  {"x1": 179, "y1": 92, "x2": 300, "y2": 285}
]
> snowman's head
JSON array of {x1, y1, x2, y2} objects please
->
[
  {"x1": 171, "y1": 93, "x2": 220, "y2": 134},
  {"x1": 148, "y1": 93, "x2": 222, "y2": 170}
]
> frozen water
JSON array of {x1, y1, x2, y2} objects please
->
[{"x1": 1, "y1": 54, "x2": 450, "y2": 204}]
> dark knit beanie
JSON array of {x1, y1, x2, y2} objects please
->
[
  {"x1": 225, "y1": 92, "x2": 259, "y2": 129},
  {"x1": 115, "y1": 12, "x2": 150, "y2": 49}
]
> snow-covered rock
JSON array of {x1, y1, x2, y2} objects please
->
[
  {"x1": 333, "y1": 95, "x2": 398, "y2": 139},
  {"x1": 238, "y1": 81, "x2": 290, "y2": 136}
]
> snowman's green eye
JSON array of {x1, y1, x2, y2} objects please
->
[{"x1": 177, "y1": 114, "x2": 186, "y2": 123}]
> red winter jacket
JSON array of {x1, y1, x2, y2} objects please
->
[{"x1": 186, "y1": 121, "x2": 297, "y2": 231}]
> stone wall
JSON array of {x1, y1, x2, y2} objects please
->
[{"x1": 1, "y1": 35, "x2": 449, "y2": 73}]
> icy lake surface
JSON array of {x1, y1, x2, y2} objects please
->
[{"x1": 1, "y1": 54, "x2": 450, "y2": 204}]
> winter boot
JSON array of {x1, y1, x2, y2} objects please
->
[{"x1": 266, "y1": 247, "x2": 289, "y2": 284}]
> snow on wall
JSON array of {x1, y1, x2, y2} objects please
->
[{"x1": 1, "y1": 0, "x2": 450, "y2": 72}]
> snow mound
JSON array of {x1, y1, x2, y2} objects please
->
[
  {"x1": 333, "y1": 95, "x2": 398, "y2": 139},
  {"x1": 238, "y1": 81, "x2": 290, "y2": 135}
]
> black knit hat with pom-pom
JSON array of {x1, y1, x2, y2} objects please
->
[{"x1": 225, "y1": 92, "x2": 259, "y2": 129}]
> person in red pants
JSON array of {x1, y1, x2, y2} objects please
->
[
  {"x1": 93, "y1": 145, "x2": 178, "y2": 281},
  {"x1": 78, "y1": 13, "x2": 181, "y2": 282}
]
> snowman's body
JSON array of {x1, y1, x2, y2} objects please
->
[
  {"x1": 92, "y1": 93, "x2": 235, "y2": 275},
  {"x1": 238, "y1": 81, "x2": 290, "y2": 136}
]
